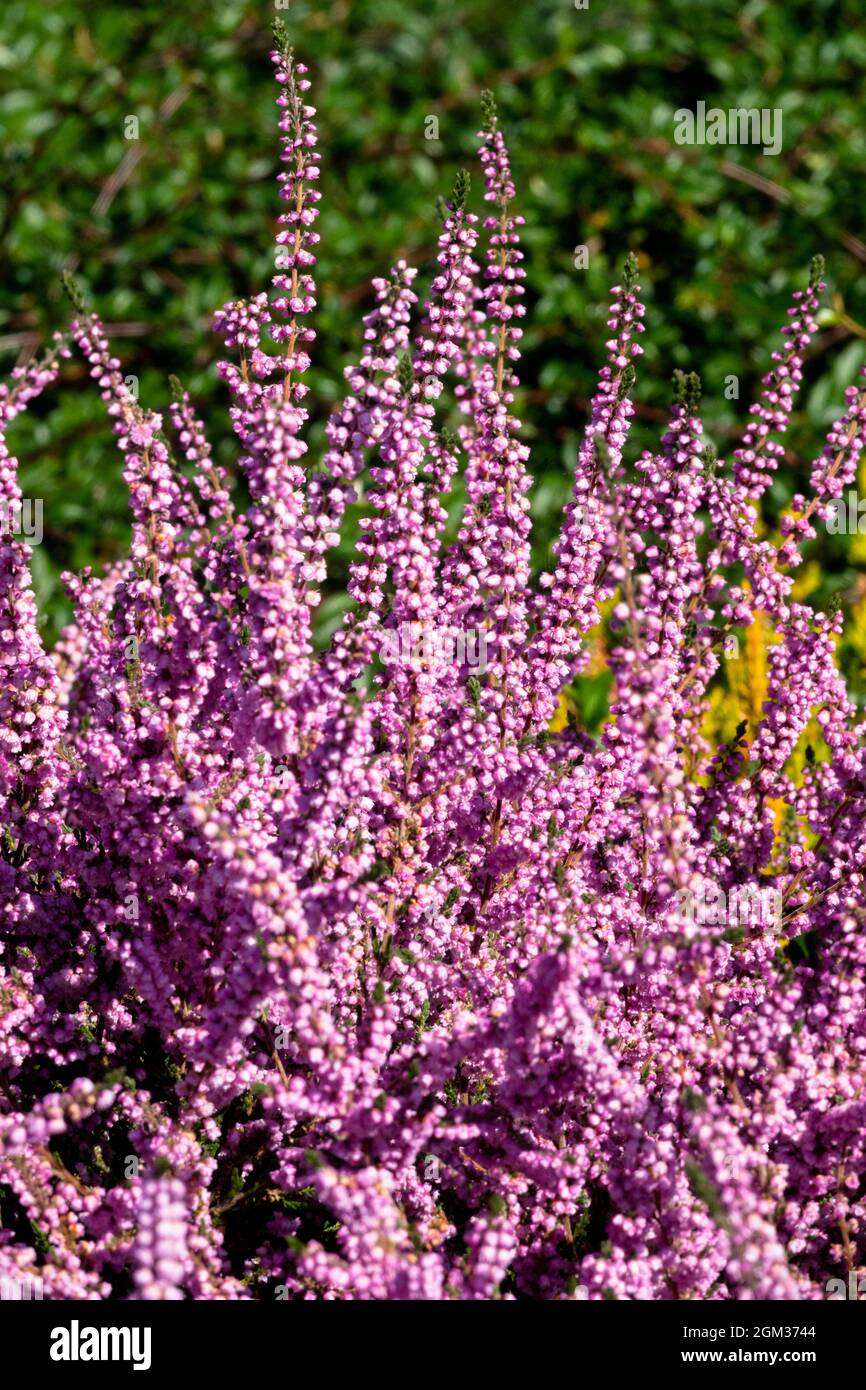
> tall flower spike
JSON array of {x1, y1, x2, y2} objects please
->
[
  {"x1": 529, "y1": 254, "x2": 646, "y2": 723},
  {"x1": 441, "y1": 87, "x2": 531, "y2": 744},
  {"x1": 270, "y1": 32, "x2": 320, "y2": 410},
  {"x1": 733, "y1": 261, "x2": 825, "y2": 499}
]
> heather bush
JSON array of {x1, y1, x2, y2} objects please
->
[{"x1": 1, "y1": 26, "x2": 865, "y2": 1301}]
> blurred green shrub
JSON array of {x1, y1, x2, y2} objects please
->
[{"x1": 2, "y1": 0, "x2": 865, "y2": 645}]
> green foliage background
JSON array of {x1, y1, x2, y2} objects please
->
[{"x1": 2, "y1": 0, "x2": 865, "y2": 653}]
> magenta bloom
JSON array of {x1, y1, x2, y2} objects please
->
[{"x1": 0, "y1": 28, "x2": 863, "y2": 1303}]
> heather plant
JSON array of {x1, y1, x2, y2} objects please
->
[{"x1": 1, "y1": 27, "x2": 865, "y2": 1301}]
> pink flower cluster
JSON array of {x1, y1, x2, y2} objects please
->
[{"x1": 1, "y1": 31, "x2": 865, "y2": 1301}]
